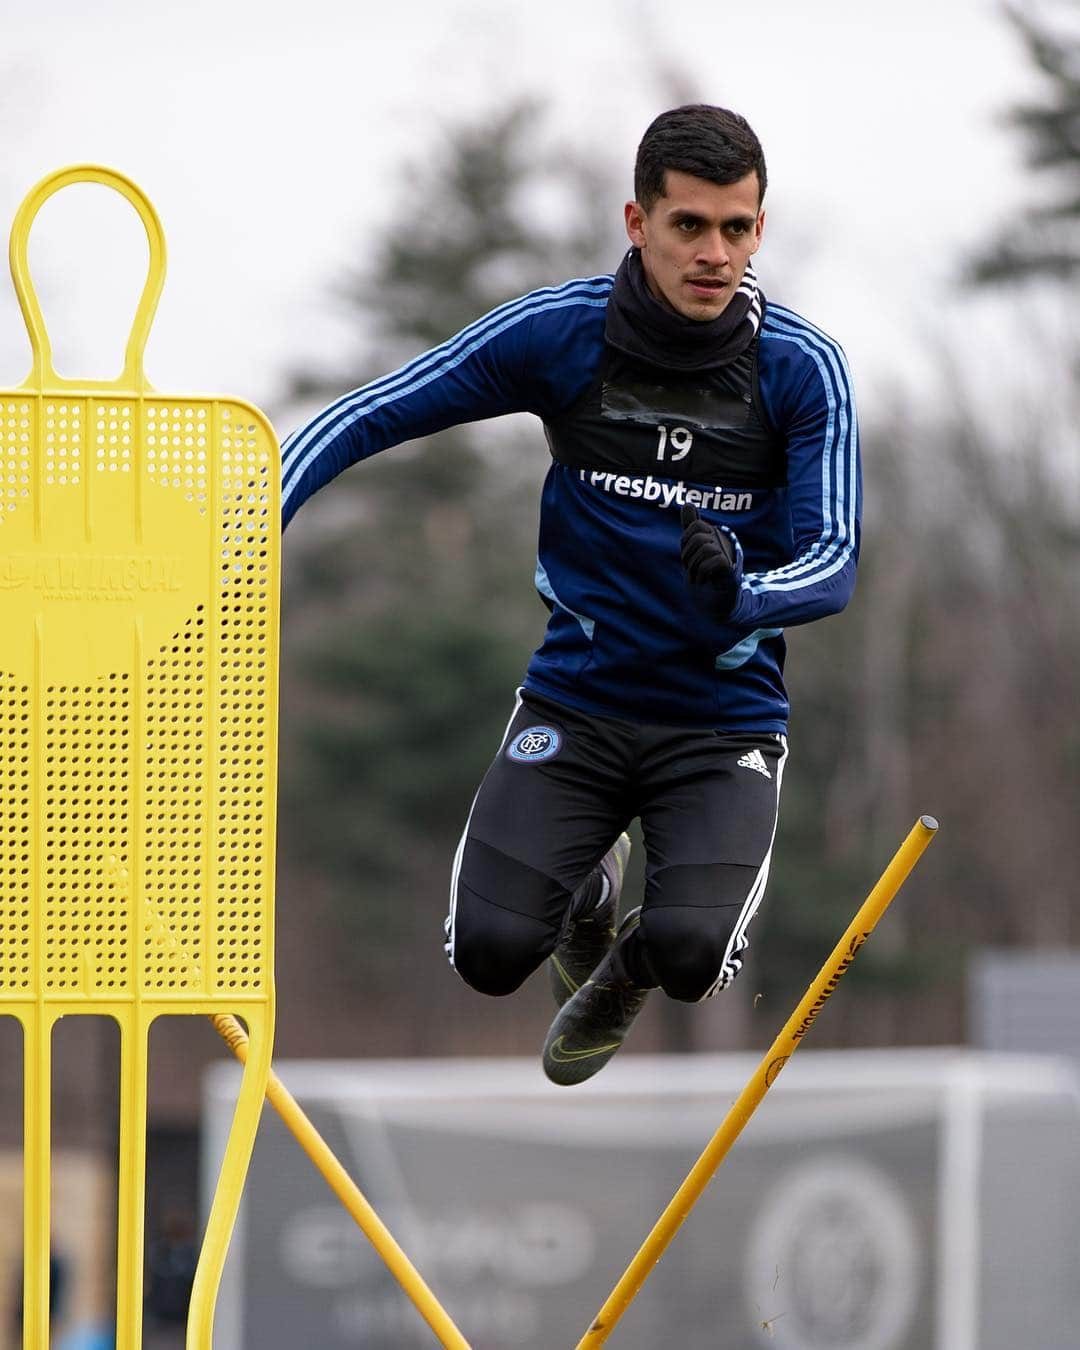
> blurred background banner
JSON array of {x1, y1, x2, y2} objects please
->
[
  {"x1": 2, "y1": 0, "x2": 1080, "y2": 1343},
  {"x1": 203, "y1": 1051, "x2": 1080, "y2": 1350}
]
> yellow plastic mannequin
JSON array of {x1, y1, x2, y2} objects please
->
[{"x1": 0, "y1": 165, "x2": 279, "y2": 1350}]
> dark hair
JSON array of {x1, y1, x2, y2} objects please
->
[{"x1": 634, "y1": 105, "x2": 767, "y2": 210}]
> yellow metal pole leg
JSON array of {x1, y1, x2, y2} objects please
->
[
  {"x1": 577, "y1": 815, "x2": 939, "y2": 1348},
  {"x1": 115, "y1": 1012, "x2": 151, "y2": 1350},
  {"x1": 187, "y1": 1005, "x2": 275, "y2": 1350},
  {"x1": 22, "y1": 1009, "x2": 52, "y2": 1350},
  {"x1": 210, "y1": 1013, "x2": 472, "y2": 1350}
]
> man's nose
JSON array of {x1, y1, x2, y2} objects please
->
[{"x1": 696, "y1": 229, "x2": 729, "y2": 269}]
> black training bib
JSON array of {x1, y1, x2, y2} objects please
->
[{"x1": 544, "y1": 342, "x2": 786, "y2": 488}]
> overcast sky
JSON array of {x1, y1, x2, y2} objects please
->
[{"x1": 0, "y1": 0, "x2": 1039, "y2": 421}]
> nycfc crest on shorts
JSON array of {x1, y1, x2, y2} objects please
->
[{"x1": 507, "y1": 725, "x2": 562, "y2": 763}]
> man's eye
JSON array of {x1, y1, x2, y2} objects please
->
[{"x1": 676, "y1": 220, "x2": 698, "y2": 233}]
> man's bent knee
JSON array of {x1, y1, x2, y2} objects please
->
[
  {"x1": 449, "y1": 890, "x2": 557, "y2": 996},
  {"x1": 640, "y1": 903, "x2": 743, "y2": 1003},
  {"x1": 446, "y1": 837, "x2": 568, "y2": 996}
]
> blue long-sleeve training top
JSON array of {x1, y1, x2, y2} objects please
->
[{"x1": 280, "y1": 275, "x2": 861, "y2": 732}]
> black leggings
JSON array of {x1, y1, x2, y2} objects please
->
[{"x1": 446, "y1": 690, "x2": 786, "y2": 1003}]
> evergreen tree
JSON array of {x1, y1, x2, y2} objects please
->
[{"x1": 968, "y1": 2, "x2": 1080, "y2": 284}]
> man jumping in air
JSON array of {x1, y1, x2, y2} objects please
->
[{"x1": 280, "y1": 105, "x2": 860, "y2": 1085}]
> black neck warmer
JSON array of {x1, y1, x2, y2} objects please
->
[{"x1": 605, "y1": 248, "x2": 763, "y2": 373}]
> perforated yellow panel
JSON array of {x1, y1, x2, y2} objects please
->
[
  {"x1": 2, "y1": 165, "x2": 280, "y2": 1350},
  {"x1": 0, "y1": 669, "x2": 31, "y2": 993},
  {"x1": 2, "y1": 399, "x2": 33, "y2": 520},
  {"x1": 0, "y1": 396, "x2": 278, "y2": 1007}
]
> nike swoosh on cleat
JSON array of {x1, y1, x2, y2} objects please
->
[
  {"x1": 549, "y1": 955, "x2": 580, "y2": 997},
  {"x1": 546, "y1": 1035, "x2": 621, "y2": 1063}
]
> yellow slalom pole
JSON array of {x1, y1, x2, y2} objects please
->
[
  {"x1": 577, "y1": 814, "x2": 939, "y2": 1349},
  {"x1": 210, "y1": 1014, "x2": 472, "y2": 1350}
]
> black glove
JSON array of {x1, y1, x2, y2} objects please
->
[{"x1": 680, "y1": 504, "x2": 742, "y2": 617}]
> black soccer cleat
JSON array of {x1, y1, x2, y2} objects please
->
[
  {"x1": 542, "y1": 908, "x2": 651, "y2": 1086},
  {"x1": 548, "y1": 833, "x2": 631, "y2": 1008}
]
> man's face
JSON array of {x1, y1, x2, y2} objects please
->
[{"x1": 624, "y1": 169, "x2": 765, "y2": 322}]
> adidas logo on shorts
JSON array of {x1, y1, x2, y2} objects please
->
[{"x1": 736, "y1": 748, "x2": 772, "y2": 779}]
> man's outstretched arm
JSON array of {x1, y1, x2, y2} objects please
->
[{"x1": 279, "y1": 277, "x2": 612, "y2": 528}]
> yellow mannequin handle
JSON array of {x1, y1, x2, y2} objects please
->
[{"x1": 9, "y1": 163, "x2": 166, "y2": 392}]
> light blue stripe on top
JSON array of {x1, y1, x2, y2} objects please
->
[
  {"x1": 715, "y1": 627, "x2": 782, "y2": 670},
  {"x1": 280, "y1": 276, "x2": 613, "y2": 513},
  {"x1": 281, "y1": 275, "x2": 612, "y2": 475},
  {"x1": 747, "y1": 307, "x2": 857, "y2": 594},
  {"x1": 535, "y1": 559, "x2": 595, "y2": 640},
  {"x1": 763, "y1": 307, "x2": 856, "y2": 576}
]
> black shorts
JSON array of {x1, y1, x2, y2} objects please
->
[{"x1": 446, "y1": 690, "x2": 786, "y2": 1003}]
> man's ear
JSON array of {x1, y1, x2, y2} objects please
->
[
  {"x1": 624, "y1": 200, "x2": 647, "y2": 249},
  {"x1": 750, "y1": 208, "x2": 766, "y2": 255}
]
